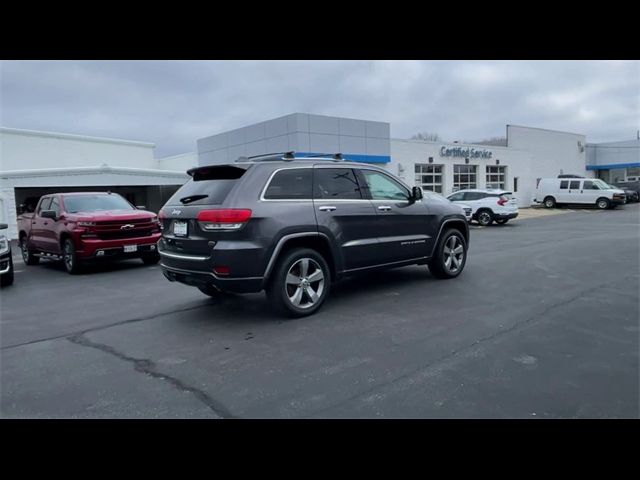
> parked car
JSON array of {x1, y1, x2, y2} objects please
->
[
  {"x1": 606, "y1": 181, "x2": 639, "y2": 203},
  {"x1": 158, "y1": 153, "x2": 470, "y2": 317},
  {"x1": 17, "y1": 192, "x2": 162, "y2": 274},
  {"x1": 535, "y1": 178, "x2": 626, "y2": 209},
  {"x1": 446, "y1": 189, "x2": 518, "y2": 226},
  {"x1": 421, "y1": 189, "x2": 472, "y2": 222},
  {"x1": 0, "y1": 223, "x2": 14, "y2": 287}
]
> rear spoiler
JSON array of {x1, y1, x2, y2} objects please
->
[{"x1": 186, "y1": 164, "x2": 250, "y2": 180}]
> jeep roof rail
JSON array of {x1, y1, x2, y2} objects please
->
[
  {"x1": 235, "y1": 151, "x2": 296, "y2": 162},
  {"x1": 301, "y1": 152, "x2": 344, "y2": 161}
]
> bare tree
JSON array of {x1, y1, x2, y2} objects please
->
[{"x1": 410, "y1": 132, "x2": 441, "y2": 142}]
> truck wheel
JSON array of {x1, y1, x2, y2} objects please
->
[
  {"x1": 20, "y1": 237, "x2": 39, "y2": 265},
  {"x1": 596, "y1": 198, "x2": 610, "y2": 210},
  {"x1": 1, "y1": 257, "x2": 14, "y2": 287},
  {"x1": 63, "y1": 238, "x2": 81, "y2": 274},
  {"x1": 267, "y1": 247, "x2": 330, "y2": 318},
  {"x1": 477, "y1": 210, "x2": 493, "y2": 226},
  {"x1": 544, "y1": 196, "x2": 556, "y2": 208},
  {"x1": 141, "y1": 252, "x2": 160, "y2": 265},
  {"x1": 429, "y1": 228, "x2": 467, "y2": 279}
]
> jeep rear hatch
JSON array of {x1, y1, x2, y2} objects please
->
[{"x1": 166, "y1": 165, "x2": 249, "y2": 206}]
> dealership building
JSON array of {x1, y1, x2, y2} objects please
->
[
  {"x1": 197, "y1": 113, "x2": 592, "y2": 206},
  {"x1": 1, "y1": 114, "x2": 638, "y2": 240},
  {"x1": 0, "y1": 127, "x2": 194, "y2": 240}
]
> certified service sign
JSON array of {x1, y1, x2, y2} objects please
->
[{"x1": 440, "y1": 146, "x2": 492, "y2": 159}]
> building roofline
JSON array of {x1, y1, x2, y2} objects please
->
[
  {"x1": 0, "y1": 127, "x2": 156, "y2": 148},
  {"x1": 391, "y1": 137, "x2": 515, "y2": 150},
  {"x1": 157, "y1": 151, "x2": 197, "y2": 160},
  {"x1": 506, "y1": 124, "x2": 585, "y2": 137},
  {"x1": 0, "y1": 165, "x2": 187, "y2": 179}
]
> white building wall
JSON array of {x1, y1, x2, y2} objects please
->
[
  {"x1": 0, "y1": 128, "x2": 157, "y2": 171},
  {"x1": 197, "y1": 113, "x2": 391, "y2": 165},
  {"x1": 157, "y1": 152, "x2": 198, "y2": 172},
  {"x1": 389, "y1": 139, "x2": 537, "y2": 205},
  {"x1": 0, "y1": 187, "x2": 18, "y2": 240},
  {"x1": 506, "y1": 125, "x2": 589, "y2": 179},
  {"x1": 586, "y1": 139, "x2": 640, "y2": 167}
]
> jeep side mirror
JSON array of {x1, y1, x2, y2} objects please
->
[
  {"x1": 412, "y1": 186, "x2": 423, "y2": 201},
  {"x1": 40, "y1": 210, "x2": 57, "y2": 219}
]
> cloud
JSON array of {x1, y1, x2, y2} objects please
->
[{"x1": 1, "y1": 60, "x2": 638, "y2": 157}]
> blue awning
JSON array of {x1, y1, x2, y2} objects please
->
[{"x1": 586, "y1": 162, "x2": 640, "y2": 170}]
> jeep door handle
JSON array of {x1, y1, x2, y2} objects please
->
[
  {"x1": 319, "y1": 206, "x2": 336, "y2": 212},
  {"x1": 377, "y1": 205, "x2": 392, "y2": 211}
]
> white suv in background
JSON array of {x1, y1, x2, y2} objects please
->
[
  {"x1": 421, "y1": 189, "x2": 473, "y2": 222},
  {"x1": 447, "y1": 189, "x2": 519, "y2": 226}
]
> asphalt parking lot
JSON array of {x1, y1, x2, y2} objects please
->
[{"x1": 1, "y1": 205, "x2": 639, "y2": 418}]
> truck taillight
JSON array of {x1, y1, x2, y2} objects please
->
[{"x1": 196, "y1": 209, "x2": 252, "y2": 231}]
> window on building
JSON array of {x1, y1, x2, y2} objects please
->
[
  {"x1": 627, "y1": 167, "x2": 640, "y2": 181},
  {"x1": 415, "y1": 164, "x2": 444, "y2": 193},
  {"x1": 610, "y1": 169, "x2": 626, "y2": 183},
  {"x1": 264, "y1": 168, "x2": 313, "y2": 199},
  {"x1": 486, "y1": 165, "x2": 507, "y2": 189},
  {"x1": 514, "y1": 177, "x2": 519, "y2": 192},
  {"x1": 313, "y1": 168, "x2": 362, "y2": 200},
  {"x1": 453, "y1": 164, "x2": 477, "y2": 190}
]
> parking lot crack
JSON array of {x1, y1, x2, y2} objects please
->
[
  {"x1": 67, "y1": 333, "x2": 236, "y2": 419},
  {"x1": 2, "y1": 304, "x2": 207, "y2": 351}
]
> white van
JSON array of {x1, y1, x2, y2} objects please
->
[{"x1": 535, "y1": 178, "x2": 626, "y2": 209}]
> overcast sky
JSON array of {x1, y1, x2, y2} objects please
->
[{"x1": 1, "y1": 60, "x2": 638, "y2": 157}]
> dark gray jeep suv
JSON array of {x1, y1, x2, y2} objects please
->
[{"x1": 158, "y1": 153, "x2": 469, "y2": 317}]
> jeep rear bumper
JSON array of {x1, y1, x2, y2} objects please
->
[{"x1": 160, "y1": 263, "x2": 264, "y2": 294}]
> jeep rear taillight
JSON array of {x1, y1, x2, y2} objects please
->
[{"x1": 196, "y1": 209, "x2": 252, "y2": 231}]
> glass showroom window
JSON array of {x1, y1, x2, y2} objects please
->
[
  {"x1": 627, "y1": 167, "x2": 640, "y2": 181},
  {"x1": 415, "y1": 164, "x2": 444, "y2": 193},
  {"x1": 486, "y1": 165, "x2": 507, "y2": 189},
  {"x1": 453, "y1": 164, "x2": 477, "y2": 190}
]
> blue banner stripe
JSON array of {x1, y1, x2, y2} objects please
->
[
  {"x1": 586, "y1": 162, "x2": 640, "y2": 170},
  {"x1": 294, "y1": 152, "x2": 391, "y2": 164}
]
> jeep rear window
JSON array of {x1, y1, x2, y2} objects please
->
[{"x1": 167, "y1": 165, "x2": 247, "y2": 206}]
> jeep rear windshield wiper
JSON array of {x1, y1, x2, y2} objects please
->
[{"x1": 180, "y1": 194, "x2": 209, "y2": 204}]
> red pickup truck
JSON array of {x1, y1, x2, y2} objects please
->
[{"x1": 17, "y1": 192, "x2": 162, "y2": 274}]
